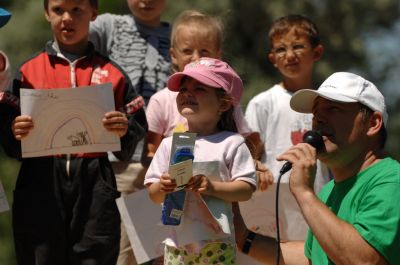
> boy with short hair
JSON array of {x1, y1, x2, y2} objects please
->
[
  {"x1": 242, "y1": 14, "x2": 330, "y2": 241},
  {"x1": 0, "y1": 0, "x2": 146, "y2": 264}
]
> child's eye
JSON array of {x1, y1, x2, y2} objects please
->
[
  {"x1": 200, "y1": 50, "x2": 211, "y2": 57},
  {"x1": 195, "y1": 86, "x2": 206, "y2": 92},
  {"x1": 293, "y1": 44, "x2": 307, "y2": 51},
  {"x1": 181, "y1": 49, "x2": 192, "y2": 55},
  {"x1": 72, "y1": 7, "x2": 82, "y2": 14},
  {"x1": 52, "y1": 7, "x2": 64, "y2": 15}
]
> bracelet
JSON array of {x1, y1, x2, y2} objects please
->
[{"x1": 241, "y1": 231, "x2": 256, "y2": 254}]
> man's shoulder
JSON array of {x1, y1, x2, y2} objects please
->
[{"x1": 370, "y1": 157, "x2": 400, "y2": 181}]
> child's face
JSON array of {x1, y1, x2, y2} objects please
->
[
  {"x1": 170, "y1": 25, "x2": 221, "y2": 72},
  {"x1": 176, "y1": 78, "x2": 223, "y2": 130},
  {"x1": 268, "y1": 28, "x2": 323, "y2": 80},
  {"x1": 45, "y1": 0, "x2": 97, "y2": 54},
  {"x1": 127, "y1": 0, "x2": 165, "y2": 27}
]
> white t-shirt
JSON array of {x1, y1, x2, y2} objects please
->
[
  {"x1": 146, "y1": 87, "x2": 252, "y2": 137},
  {"x1": 245, "y1": 84, "x2": 330, "y2": 188},
  {"x1": 145, "y1": 131, "x2": 256, "y2": 249}
]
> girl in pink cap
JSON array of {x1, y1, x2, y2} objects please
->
[{"x1": 144, "y1": 57, "x2": 257, "y2": 264}]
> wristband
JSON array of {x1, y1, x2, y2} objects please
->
[{"x1": 241, "y1": 231, "x2": 256, "y2": 254}]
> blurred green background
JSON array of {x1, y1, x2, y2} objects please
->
[{"x1": 0, "y1": 0, "x2": 399, "y2": 264}]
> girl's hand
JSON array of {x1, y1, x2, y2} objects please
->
[
  {"x1": 102, "y1": 111, "x2": 128, "y2": 138},
  {"x1": 12, "y1": 115, "x2": 34, "y2": 140},
  {"x1": 159, "y1": 173, "x2": 177, "y2": 194},
  {"x1": 186, "y1": 174, "x2": 211, "y2": 194},
  {"x1": 255, "y1": 160, "x2": 274, "y2": 191}
]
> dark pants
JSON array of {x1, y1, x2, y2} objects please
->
[{"x1": 12, "y1": 156, "x2": 121, "y2": 265}]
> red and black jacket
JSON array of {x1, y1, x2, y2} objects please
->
[{"x1": 0, "y1": 41, "x2": 147, "y2": 160}]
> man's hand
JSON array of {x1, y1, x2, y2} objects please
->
[{"x1": 277, "y1": 143, "x2": 317, "y2": 196}]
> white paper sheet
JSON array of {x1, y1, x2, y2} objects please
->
[
  {"x1": 116, "y1": 190, "x2": 167, "y2": 264},
  {"x1": 20, "y1": 83, "x2": 120, "y2": 157},
  {"x1": 239, "y1": 183, "x2": 309, "y2": 241}
]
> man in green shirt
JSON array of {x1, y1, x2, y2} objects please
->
[{"x1": 236, "y1": 72, "x2": 400, "y2": 265}]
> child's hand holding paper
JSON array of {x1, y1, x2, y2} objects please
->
[{"x1": 168, "y1": 159, "x2": 193, "y2": 190}]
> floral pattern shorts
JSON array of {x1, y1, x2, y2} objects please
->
[{"x1": 164, "y1": 242, "x2": 236, "y2": 265}]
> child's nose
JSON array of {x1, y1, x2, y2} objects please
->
[
  {"x1": 191, "y1": 51, "x2": 201, "y2": 62},
  {"x1": 62, "y1": 12, "x2": 72, "y2": 21}
]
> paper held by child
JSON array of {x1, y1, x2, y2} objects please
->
[{"x1": 19, "y1": 83, "x2": 120, "y2": 157}]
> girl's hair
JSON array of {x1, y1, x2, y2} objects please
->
[
  {"x1": 170, "y1": 10, "x2": 224, "y2": 51},
  {"x1": 215, "y1": 89, "x2": 238, "y2": 133},
  {"x1": 268, "y1": 14, "x2": 320, "y2": 48},
  {"x1": 44, "y1": 0, "x2": 98, "y2": 10}
]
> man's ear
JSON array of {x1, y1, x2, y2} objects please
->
[
  {"x1": 313, "y1": 44, "x2": 324, "y2": 61},
  {"x1": 367, "y1": 112, "x2": 384, "y2": 137},
  {"x1": 268, "y1": 52, "x2": 277, "y2": 68}
]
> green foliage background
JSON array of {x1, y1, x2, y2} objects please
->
[{"x1": 0, "y1": 1, "x2": 399, "y2": 264}]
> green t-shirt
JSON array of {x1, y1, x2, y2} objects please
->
[{"x1": 304, "y1": 157, "x2": 400, "y2": 264}]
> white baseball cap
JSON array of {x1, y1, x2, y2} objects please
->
[{"x1": 290, "y1": 72, "x2": 388, "y2": 126}]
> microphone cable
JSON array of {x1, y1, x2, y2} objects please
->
[{"x1": 275, "y1": 167, "x2": 286, "y2": 265}]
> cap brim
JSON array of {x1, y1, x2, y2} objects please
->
[
  {"x1": 167, "y1": 70, "x2": 222, "y2": 92},
  {"x1": 0, "y1": 8, "x2": 11, "y2": 28},
  {"x1": 290, "y1": 89, "x2": 358, "y2": 113}
]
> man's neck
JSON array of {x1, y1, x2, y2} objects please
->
[{"x1": 330, "y1": 150, "x2": 383, "y2": 182}]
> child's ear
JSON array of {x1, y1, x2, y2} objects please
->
[
  {"x1": 268, "y1": 52, "x2": 277, "y2": 68},
  {"x1": 44, "y1": 10, "x2": 50, "y2": 22},
  {"x1": 170, "y1": 47, "x2": 178, "y2": 67},
  {"x1": 91, "y1": 9, "x2": 98, "y2": 21},
  {"x1": 219, "y1": 100, "x2": 232, "y2": 113},
  {"x1": 313, "y1": 44, "x2": 324, "y2": 61}
]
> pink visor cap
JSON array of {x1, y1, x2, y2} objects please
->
[
  {"x1": 290, "y1": 72, "x2": 388, "y2": 126},
  {"x1": 168, "y1": 57, "x2": 244, "y2": 105}
]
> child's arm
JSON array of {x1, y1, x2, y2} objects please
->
[
  {"x1": 142, "y1": 131, "x2": 163, "y2": 167},
  {"x1": 244, "y1": 132, "x2": 274, "y2": 191},
  {"x1": 89, "y1": 14, "x2": 114, "y2": 56},
  {"x1": 186, "y1": 175, "x2": 254, "y2": 202},
  {"x1": 147, "y1": 172, "x2": 177, "y2": 204}
]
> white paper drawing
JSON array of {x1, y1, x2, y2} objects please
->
[{"x1": 20, "y1": 83, "x2": 120, "y2": 157}]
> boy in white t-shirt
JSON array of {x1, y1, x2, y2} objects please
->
[{"x1": 239, "y1": 14, "x2": 331, "y2": 243}]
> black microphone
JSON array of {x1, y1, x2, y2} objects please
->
[{"x1": 279, "y1": 130, "x2": 324, "y2": 175}]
